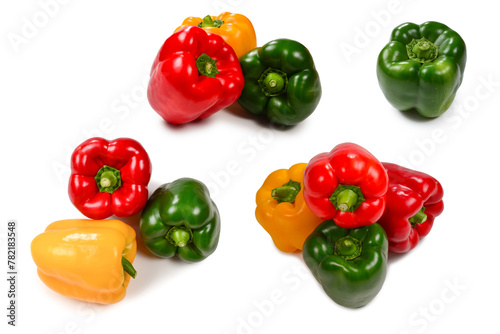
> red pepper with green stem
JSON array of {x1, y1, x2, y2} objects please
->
[
  {"x1": 377, "y1": 163, "x2": 444, "y2": 253},
  {"x1": 147, "y1": 26, "x2": 244, "y2": 124},
  {"x1": 68, "y1": 137, "x2": 152, "y2": 220},
  {"x1": 303, "y1": 143, "x2": 388, "y2": 228}
]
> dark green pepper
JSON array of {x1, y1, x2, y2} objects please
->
[
  {"x1": 237, "y1": 39, "x2": 322, "y2": 126},
  {"x1": 377, "y1": 21, "x2": 466, "y2": 118},
  {"x1": 139, "y1": 178, "x2": 220, "y2": 263},
  {"x1": 302, "y1": 220, "x2": 388, "y2": 308}
]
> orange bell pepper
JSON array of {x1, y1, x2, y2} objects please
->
[
  {"x1": 31, "y1": 219, "x2": 137, "y2": 304},
  {"x1": 174, "y1": 12, "x2": 257, "y2": 58},
  {"x1": 255, "y1": 163, "x2": 323, "y2": 252}
]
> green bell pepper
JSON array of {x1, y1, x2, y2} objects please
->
[
  {"x1": 139, "y1": 178, "x2": 220, "y2": 263},
  {"x1": 237, "y1": 39, "x2": 322, "y2": 126},
  {"x1": 302, "y1": 220, "x2": 388, "y2": 308},
  {"x1": 377, "y1": 21, "x2": 466, "y2": 118}
]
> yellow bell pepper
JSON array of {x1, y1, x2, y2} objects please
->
[
  {"x1": 174, "y1": 12, "x2": 257, "y2": 58},
  {"x1": 255, "y1": 163, "x2": 323, "y2": 252},
  {"x1": 31, "y1": 219, "x2": 137, "y2": 304}
]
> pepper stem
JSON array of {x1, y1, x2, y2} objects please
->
[
  {"x1": 198, "y1": 15, "x2": 224, "y2": 28},
  {"x1": 409, "y1": 207, "x2": 427, "y2": 227},
  {"x1": 271, "y1": 180, "x2": 301, "y2": 203},
  {"x1": 336, "y1": 190, "x2": 358, "y2": 212},
  {"x1": 335, "y1": 235, "x2": 362, "y2": 260},
  {"x1": 196, "y1": 53, "x2": 219, "y2": 78},
  {"x1": 264, "y1": 73, "x2": 284, "y2": 91},
  {"x1": 406, "y1": 37, "x2": 439, "y2": 63},
  {"x1": 258, "y1": 68, "x2": 288, "y2": 97},
  {"x1": 122, "y1": 257, "x2": 137, "y2": 279},
  {"x1": 95, "y1": 166, "x2": 122, "y2": 193},
  {"x1": 166, "y1": 226, "x2": 193, "y2": 247},
  {"x1": 329, "y1": 184, "x2": 365, "y2": 212}
]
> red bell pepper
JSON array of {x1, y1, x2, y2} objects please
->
[
  {"x1": 303, "y1": 143, "x2": 388, "y2": 228},
  {"x1": 68, "y1": 137, "x2": 152, "y2": 219},
  {"x1": 377, "y1": 163, "x2": 444, "y2": 253},
  {"x1": 147, "y1": 26, "x2": 244, "y2": 124}
]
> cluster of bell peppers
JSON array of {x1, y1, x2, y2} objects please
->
[
  {"x1": 255, "y1": 142, "x2": 444, "y2": 308},
  {"x1": 147, "y1": 12, "x2": 322, "y2": 126},
  {"x1": 30, "y1": 16, "x2": 460, "y2": 308},
  {"x1": 148, "y1": 17, "x2": 465, "y2": 124},
  {"x1": 32, "y1": 137, "x2": 220, "y2": 304}
]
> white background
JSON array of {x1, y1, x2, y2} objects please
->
[{"x1": 1, "y1": 0, "x2": 499, "y2": 333}]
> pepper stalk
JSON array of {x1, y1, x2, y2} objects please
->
[
  {"x1": 166, "y1": 226, "x2": 193, "y2": 248},
  {"x1": 329, "y1": 184, "x2": 365, "y2": 212},
  {"x1": 198, "y1": 15, "x2": 224, "y2": 28},
  {"x1": 95, "y1": 166, "x2": 122, "y2": 193},
  {"x1": 271, "y1": 180, "x2": 301, "y2": 203},
  {"x1": 406, "y1": 37, "x2": 439, "y2": 64},
  {"x1": 196, "y1": 53, "x2": 219, "y2": 78},
  {"x1": 258, "y1": 68, "x2": 288, "y2": 97}
]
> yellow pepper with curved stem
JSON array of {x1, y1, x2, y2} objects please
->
[
  {"x1": 31, "y1": 219, "x2": 137, "y2": 304},
  {"x1": 255, "y1": 163, "x2": 323, "y2": 252},
  {"x1": 174, "y1": 12, "x2": 257, "y2": 58}
]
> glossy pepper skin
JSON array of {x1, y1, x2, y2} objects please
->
[
  {"x1": 378, "y1": 163, "x2": 444, "y2": 253},
  {"x1": 175, "y1": 12, "x2": 256, "y2": 59},
  {"x1": 68, "y1": 137, "x2": 152, "y2": 220},
  {"x1": 31, "y1": 219, "x2": 137, "y2": 304},
  {"x1": 148, "y1": 26, "x2": 244, "y2": 124},
  {"x1": 238, "y1": 39, "x2": 322, "y2": 126},
  {"x1": 303, "y1": 220, "x2": 388, "y2": 308},
  {"x1": 140, "y1": 178, "x2": 220, "y2": 262},
  {"x1": 255, "y1": 163, "x2": 323, "y2": 253},
  {"x1": 303, "y1": 143, "x2": 388, "y2": 228},
  {"x1": 377, "y1": 21, "x2": 466, "y2": 118}
]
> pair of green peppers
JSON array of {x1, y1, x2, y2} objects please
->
[
  {"x1": 240, "y1": 21, "x2": 467, "y2": 124},
  {"x1": 140, "y1": 178, "x2": 220, "y2": 262}
]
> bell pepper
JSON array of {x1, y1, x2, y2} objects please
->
[
  {"x1": 377, "y1": 163, "x2": 444, "y2": 253},
  {"x1": 68, "y1": 137, "x2": 152, "y2": 220},
  {"x1": 303, "y1": 143, "x2": 388, "y2": 228},
  {"x1": 147, "y1": 26, "x2": 244, "y2": 124},
  {"x1": 377, "y1": 21, "x2": 467, "y2": 118},
  {"x1": 174, "y1": 12, "x2": 257, "y2": 59},
  {"x1": 255, "y1": 163, "x2": 323, "y2": 253},
  {"x1": 303, "y1": 220, "x2": 388, "y2": 308},
  {"x1": 140, "y1": 178, "x2": 220, "y2": 262},
  {"x1": 31, "y1": 219, "x2": 137, "y2": 304},
  {"x1": 237, "y1": 39, "x2": 322, "y2": 126}
]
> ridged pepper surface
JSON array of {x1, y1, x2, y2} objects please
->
[
  {"x1": 255, "y1": 163, "x2": 323, "y2": 252},
  {"x1": 31, "y1": 219, "x2": 137, "y2": 304},
  {"x1": 303, "y1": 220, "x2": 388, "y2": 308},
  {"x1": 140, "y1": 178, "x2": 220, "y2": 262},
  {"x1": 377, "y1": 21, "x2": 466, "y2": 117},
  {"x1": 377, "y1": 163, "x2": 444, "y2": 253}
]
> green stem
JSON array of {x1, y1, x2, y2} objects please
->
[
  {"x1": 166, "y1": 226, "x2": 193, "y2": 247},
  {"x1": 198, "y1": 15, "x2": 224, "y2": 28},
  {"x1": 406, "y1": 37, "x2": 438, "y2": 63},
  {"x1": 122, "y1": 257, "x2": 137, "y2": 279},
  {"x1": 271, "y1": 180, "x2": 301, "y2": 203},
  {"x1": 263, "y1": 73, "x2": 285, "y2": 91},
  {"x1": 258, "y1": 68, "x2": 288, "y2": 97},
  {"x1": 336, "y1": 189, "x2": 358, "y2": 212},
  {"x1": 196, "y1": 53, "x2": 219, "y2": 78},
  {"x1": 95, "y1": 166, "x2": 122, "y2": 193},
  {"x1": 335, "y1": 235, "x2": 362, "y2": 260},
  {"x1": 409, "y1": 207, "x2": 427, "y2": 227},
  {"x1": 329, "y1": 184, "x2": 365, "y2": 212}
]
